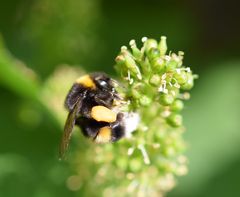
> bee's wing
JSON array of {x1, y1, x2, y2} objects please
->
[{"x1": 59, "y1": 97, "x2": 82, "y2": 160}]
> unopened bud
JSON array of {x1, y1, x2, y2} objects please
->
[
  {"x1": 147, "y1": 48, "x2": 160, "y2": 62},
  {"x1": 144, "y1": 39, "x2": 158, "y2": 53},
  {"x1": 125, "y1": 55, "x2": 142, "y2": 80},
  {"x1": 170, "y1": 100, "x2": 184, "y2": 112},
  {"x1": 149, "y1": 74, "x2": 161, "y2": 86},
  {"x1": 139, "y1": 95, "x2": 151, "y2": 106},
  {"x1": 167, "y1": 113, "x2": 182, "y2": 127},
  {"x1": 116, "y1": 158, "x2": 128, "y2": 170},
  {"x1": 173, "y1": 71, "x2": 188, "y2": 85},
  {"x1": 129, "y1": 158, "x2": 142, "y2": 172},
  {"x1": 160, "y1": 93, "x2": 174, "y2": 106},
  {"x1": 152, "y1": 58, "x2": 165, "y2": 73},
  {"x1": 115, "y1": 55, "x2": 125, "y2": 65},
  {"x1": 159, "y1": 36, "x2": 167, "y2": 56},
  {"x1": 166, "y1": 60, "x2": 178, "y2": 72},
  {"x1": 181, "y1": 73, "x2": 194, "y2": 90},
  {"x1": 129, "y1": 39, "x2": 142, "y2": 60},
  {"x1": 131, "y1": 89, "x2": 141, "y2": 99}
]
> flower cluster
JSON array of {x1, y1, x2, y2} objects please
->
[
  {"x1": 47, "y1": 37, "x2": 196, "y2": 197},
  {"x1": 115, "y1": 36, "x2": 196, "y2": 128}
]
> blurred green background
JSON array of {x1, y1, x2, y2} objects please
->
[{"x1": 0, "y1": 0, "x2": 240, "y2": 196}]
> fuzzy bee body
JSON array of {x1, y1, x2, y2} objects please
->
[
  {"x1": 64, "y1": 73, "x2": 117, "y2": 118},
  {"x1": 75, "y1": 113, "x2": 125, "y2": 143},
  {"x1": 59, "y1": 73, "x2": 129, "y2": 159}
]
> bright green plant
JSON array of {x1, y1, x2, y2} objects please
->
[
  {"x1": 67, "y1": 36, "x2": 197, "y2": 197},
  {"x1": 0, "y1": 35, "x2": 196, "y2": 197}
]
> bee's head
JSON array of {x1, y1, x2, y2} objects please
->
[{"x1": 91, "y1": 72, "x2": 116, "y2": 93}]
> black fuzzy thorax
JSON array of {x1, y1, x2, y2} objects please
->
[{"x1": 64, "y1": 83, "x2": 114, "y2": 117}]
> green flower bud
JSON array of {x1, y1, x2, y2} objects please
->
[
  {"x1": 173, "y1": 71, "x2": 187, "y2": 85},
  {"x1": 149, "y1": 74, "x2": 161, "y2": 86},
  {"x1": 165, "y1": 75, "x2": 172, "y2": 83},
  {"x1": 167, "y1": 114, "x2": 183, "y2": 127},
  {"x1": 129, "y1": 39, "x2": 142, "y2": 60},
  {"x1": 165, "y1": 147, "x2": 176, "y2": 157},
  {"x1": 171, "y1": 53, "x2": 183, "y2": 68},
  {"x1": 164, "y1": 85, "x2": 179, "y2": 100},
  {"x1": 124, "y1": 54, "x2": 142, "y2": 79},
  {"x1": 166, "y1": 60, "x2": 178, "y2": 72},
  {"x1": 131, "y1": 83, "x2": 143, "y2": 99},
  {"x1": 169, "y1": 86, "x2": 180, "y2": 96},
  {"x1": 144, "y1": 39, "x2": 158, "y2": 53},
  {"x1": 116, "y1": 157, "x2": 128, "y2": 170},
  {"x1": 160, "y1": 93, "x2": 174, "y2": 106},
  {"x1": 129, "y1": 158, "x2": 142, "y2": 172},
  {"x1": 115, "y1": 54, "x2": 126, "y2": 65},
  {"x1": 170, "y1": 100, "x2": 184, "y2": 112},
  {"x1": 131, "y1": 89, "x2": 141, "y2": 99},
  {"x1": 159, "y1": 36, "x2": 167, "y2": 56},
  {"x1": 181, "y1": 73, "x2": 194, "y2": 90},
  {"x1": 125, "y1": 55, "x2": 137, "y2": 70},
  {"x1": 178, "y1": 51, "x2": 184, "y2": 56},
  {"x1": 139, "y1": 95, "x2": 151, "y2": 106},
  {"x1": 147, "y1": 48, "x2": 160, "y2": 62},
  {"x1": 152, "y1": 58, "x2": 165, "y2": 73}
]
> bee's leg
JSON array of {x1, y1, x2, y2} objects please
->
[
  {"x1": 90, "y1": 105, "x2": 117, "y2": 123},
  {"x1": 94, "y1": 92, "x2": 114, "y2": 107}
]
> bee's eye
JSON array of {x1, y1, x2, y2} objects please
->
[{"x1": 99, "y1": 80, "x2": 108, "y2": 87}]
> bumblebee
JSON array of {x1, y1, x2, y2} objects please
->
[
  {"x1": 64, "y1": 72, "x2": 121, "y2": 116},
  {"x1": 59, "y1": 73, "x2": 138, "y2": 159}
]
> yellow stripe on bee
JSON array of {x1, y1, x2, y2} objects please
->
[
  {"x1": 95, "y1": 126, "x2": 111, "y2": 143},
  {"x1": 76, "y1": 75, "x2": 96, "y2": 89},
  {"x1": 91, "y1": 106, "x2": 117, "y2": 123}
]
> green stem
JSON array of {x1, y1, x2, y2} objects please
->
[{"x1": 0, "y1": 35, "x2": 60, "y2": 127}]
